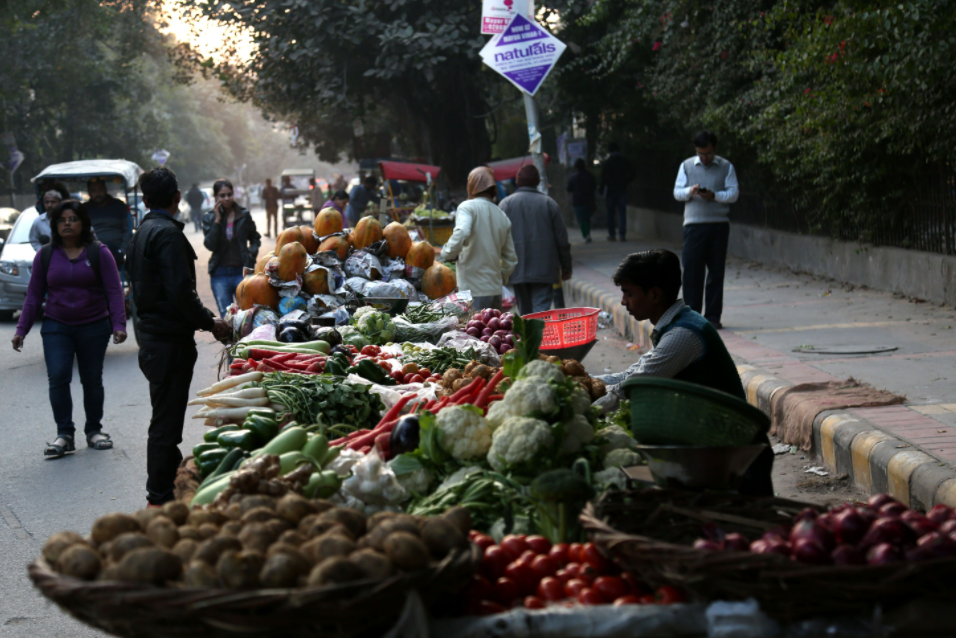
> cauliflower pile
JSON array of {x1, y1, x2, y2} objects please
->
[
  {"x1": 355, "y1": 309, "x2": 396, "y2": 344},
  {"x1": 487, "y1": 416, "x2": 554, "y2": 472},
  {"x1": 435, "y1": 405, "x2": 493, "y2": 461}
]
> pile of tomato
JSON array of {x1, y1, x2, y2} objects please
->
[
  {"x1": 463, "y1": 532, "x2": 686, "y2": 615},
  {"x1": 353, "y1": 346, "x2": 443, "y2": 385}
]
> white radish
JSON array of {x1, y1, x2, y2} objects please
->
[
  {"x1": 188, "y1": 388, "x2": 266, "y2": 406},
  {"x1": 197, "y1": 372, "x2": 263, "y2": 397},
  {"x1": 205, "y1": 396, "x2": 270, "y2": 408},
  {"x1": 203, "y1": 417, "x2": 225, "y2": 427},
  {"x1": 192, "y1": 407, "x2": 256, "y2": 420}
]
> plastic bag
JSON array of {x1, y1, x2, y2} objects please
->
[
  {"x1": 502, "y1": 286, "x2": 516, "y2": 310},
  {"x1": 437, "y1": 331, "x2": 501, "y2": 366},
  {"x1": 340, "y1": 451, "x2": 408, "y2": 506},
  {"x1": 364, "y1": 280, "x2": 413, "y2": 299},
  {"x1": 382, "y1": 257, "x2": 406, "y2": 282},
  {"x1": 231, "y1": 305, "x2": 280, "y2": 338},
  {"x1": 404, "y1": 264, "x2": 426, "y2": 288},
  {"x1": 431, "y1": 290, "x2": 473, "y2": 318},
  {"x1": 240, "y1": 322, "x2": 277, "y2": 343},
  {"x1": 264, "y1": 259, "x2": 303, "y2": 297},
  {"x1": 387, "y1": 279, "x2": 417, "y2": 300},
  {"x1": 345, "y1": 250, "x2": 385, "y2": 280},
  {"x1": 343, "y1": 276, "x2": 375, "y2": 296},
  {"x1": 278, "y1": 296, "x2": 309, "y2": 316},
  {"x1": 393, "y1": 315, "x2": 460, "y2": 344}
]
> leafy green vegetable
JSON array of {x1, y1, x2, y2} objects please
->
[
  {"x1": 258, "y1": 373, "x2": 385, "y2": 436},
  {"x1": 502, "y1": 315, "x2": 545, "y2": 381},
  {"x1": 529, "y1": 459, "x2": 595, "y2": 544}
]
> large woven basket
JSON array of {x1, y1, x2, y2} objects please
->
[
  {"x1": 582, "y1": 488, "x2": 956, "y2": 620},
  {"x1": 29, "y1": 545, "x2": 479, "y2": 638}
]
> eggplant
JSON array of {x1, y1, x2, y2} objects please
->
[
  {"x1": 279, "y1": 319, "x2": 311, "y2": 334},
  {"x1": 389, "y1": 414, "x2": 421, "y2": 456},
  {"x1": 278, "y1": 327, "x2": 306, "y2": 343},
  {"x1": 315, "y1": 327, "x2": 343, "y2": 347},
  {"x1": 329, "y1": 345, "x2": 351, "y2": 357}
]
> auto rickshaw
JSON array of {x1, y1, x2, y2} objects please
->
[{"x1": 279, "y1": 168, "x2": 317, "y2": 227}]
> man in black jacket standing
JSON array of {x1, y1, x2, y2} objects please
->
[
  {"x1": 127, "y1": 166, "x2": 231, "y2": 506},
  {"x1": 599, "y1": 143, "x2": 635, "y2": 242}
]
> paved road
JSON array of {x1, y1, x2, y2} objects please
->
[{"x1": 0, "y1": 210, "x2": 274, "y2": 636}]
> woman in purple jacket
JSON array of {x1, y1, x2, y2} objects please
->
[{"x1": 11, "y1": 200, "x2": 127, "y2": 458}]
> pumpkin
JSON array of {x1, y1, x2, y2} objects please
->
[
  {"x1": 420, "y1": 263, "x2": 457, "y2": 300},
  {"x1": 405, "y1": 240, "x2": 435, "y2": 270},
  {"x1": 236, "y1": 275, "x2": 280, "y2": 310},
  {"x1": 275, "y1": 226, "x2": 305, "y2": 253},
  {"x1": 302, "y1": 268, "x2": 330, "y2": 295},
  {"x1": 298, "y1": 225, "x2": 320, "y2": 254},
  {"x1": 314, "y1": 207, "x2": 344, "y2": 237},
  {"x1": 277, "y1": 241, "x2": 308, "y2": 281},
  {"x1": 383, "y1": 222, "x2": 412, "y2": 259},
  {"x1": 254, "y1": 252, "x2": 275, "y2": 275},
  {"x1": 318, "y1": 235, "x2": 351, "y2": 260},
  {"x1": 352, "y1": 216, "x2": 383, "y2": 250}
]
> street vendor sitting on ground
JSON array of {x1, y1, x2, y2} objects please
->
[{"x1": 594, "y1": 249, "x2": 773, "y2": 495}]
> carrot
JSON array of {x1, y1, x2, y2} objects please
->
[
  {"x1": 269, "y1": 352, "x2": 297, "y2": 363},
  {"x1": 475, "y1": 370, "x2": 504, "y2": 407},
  {"x1": 376, "y1": 394, "x2": 415, "y2": 428},
  {"x1": 455, "y1": 377, "x2": 486, "y2": 405},
  {"x1": 487, "y1": 394, "x2": 504, "y2": 402},
  {"x1": 305, "y1": 362, "x2": 323, "y2": 374},
  {"x1": 374, "y1": 433, "x2": 390, "y2": 459},
  {"x1": 449, "y1": 377, "x2": 482, "y2": 402},
  {"x1": 358, "y1": 446, "x2": 372, "y2": 455}
]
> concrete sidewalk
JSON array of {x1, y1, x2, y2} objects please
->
[{"x1": 563, "y1": 229, "x2": 956, "y2": 509}]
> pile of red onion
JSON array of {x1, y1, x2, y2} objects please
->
[
  {"x1": 692, "y1": 494, "x2": 956, "y2": 566},
  {"x1": 466, "y1": 309, "x2": 514, "y2": 355}
]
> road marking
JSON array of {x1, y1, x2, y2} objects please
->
[
  {"x1": 0, "y1": 504, "x2": 30, "y2": 540},
  {"x1": 736, "y1": 321, "x2": 909, "y2": 334}
]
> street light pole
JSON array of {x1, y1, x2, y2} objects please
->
[{"x1": 523, "y1": 94, "x2": 548, "y2": 196}]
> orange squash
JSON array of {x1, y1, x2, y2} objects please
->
[
  {"x1": 318, "y1": 235, "x2": 351, "y2": 260},
  {"x1": 406, "y1": 240, "x2": 436, "y2": 270},
  {"x1": 314, "y1": 207, "x2": 344, "y2": 237},
  {"x1": 275, "y1": 226, "x2": 304, "y2": 253},
  {"x1": 352, "y1": 216, "x2": 383, "y2": 250},
  {"x1": 420, "y1": 263, "x2": 457, "y2": 300},
  {"x1": 298, "y1": 225, "x2": 320, "y2": 254},
  {"x1": 254, "y1": 252, "x2": 275, "y2": 275},
  {"x1": 277, "y1": 241, "x2": 308, "y2": 281},
  {"x1": 302, "y1": 268, "x2": 330, "y2": 295},
  {"x1": 383, "y1": 222, "x2": 412, "y2": 259},
  {"x1": 236, "y1": 274, "x2": 280, "y2": 310}
]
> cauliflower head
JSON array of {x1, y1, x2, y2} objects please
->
[
  {"x1": 502, "y1": 378, "x2": 559, "y2": 417},
  {"x1": 395, "y1": 467, "x2": 433, "y2": 495},
  {"x1": 435, "y1": 406, "x2": 493, "y2": 461},
  {"x1": 558, "y1": 413, "x2": 596, "y2": 455},
  {"x1": 518, "y1": 360, "x2": 566, "y2": 383},
  {"x1": 597, "y1": 425, "x2": 636, "y2": 455},
  {"x1": 487, "y1": 416, "x2": 554, "y2": 472},
  {"x1": 603, "y1": 448, "x2": 643, "y2": 469},
  {"x1": 593, "y1": 468, "x2": 628, "y2": 490},
  {"x1": 570, "y1": 386, "x2": 592, "y2": 415},
  {"x1": 486, "y1": 399, "x2": 511, "y2": 430}
]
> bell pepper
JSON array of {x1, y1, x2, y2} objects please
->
[
  {"x1": 302, "y1": 433, "x2": 330, "y2": 466},
  {"x1": 204, "y1": 423, "x2": 240, "y2": 443},
  {"x1": 217, "y1": 429, "x2": 260, "y2": 451},
  {"x1": 303, "y1": 470, "x2": 343, "y2": 499},
  {"x1": 197, "y1": 447, "x2": 229, "y2": 476},
  {"x1": 325, "y1": 355, "x2": 349, "y2": 377},
  {"x1": 192, "y1": 442, "x2": 221, "y2": 459},
  {"x1": 245, "y1": 415, "x2": 279, "y2": 444},
  {"x1": 199, "y1": 448, "x2": 245, "y2": 487},
  {"x1": 348, "y1": 358, "x2": 389, "y2": 384}
]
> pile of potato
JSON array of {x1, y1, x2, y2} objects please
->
[
  {"x1": 42, "y1": 496, "x2": 472, "y2": 590},
  {"x1": 439, "y1": 361, "x2": 500, "y2": 397},
  {"x1": 440, "y1": 355, "x2": 606, "y2": 402}
]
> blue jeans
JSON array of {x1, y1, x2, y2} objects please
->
[
  {"x1": 40, "y1": 318, "x2": 112, "y2": 439},
  {"x1": 210, "y1": 266, "x2": 244, "y2": 317},
  {"x1": 605, "y1": 191, "x2": 628, "y2": 239}
]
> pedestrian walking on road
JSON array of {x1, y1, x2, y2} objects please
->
[
  {"x1": 261, "y1": 178, "x2": 280, "y2": 237},
  {"x1": 203, "y1": 179, "x2": 261, "y2": 317},
  {"x1": 28, "y1": 182, "x2": 70, "y2": 251},
  {"x1": 86, "y1": 178, "x2": 134, "y2": 270},
  {"x1": 599, "y1": 142, "x2": 634, "y2": 242},
  {"x1": 186, "y1": 183, "x2": 205, "y2": 233},
  {"x1": 127, "y1": 166, "x2": 231, "y2": 506},
  {"x1": 440, "y1": 166, "x2": 519, "y2": 312},
  {"x1": 347, "y1": 176, "x2": 380, "y2": 227},
  {"x1": 321, "y1": 190, "x2": 350, "y2": 221},
  {"x1": 499, "y1": 165, "x2": 572, "y2": 316},
  {"x1": 566, "y1": 158, "x2": 597, "y2": 243},
  {"x1": 673, "y1": 131, "x2": 739, "y2": 329},
  {"x1": 12, "y1": 199, "x2": 127, "y2": 458}
]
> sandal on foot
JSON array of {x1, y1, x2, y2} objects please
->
[
  {"x1": 45, "y1": 436, "x2": 76, "y2": 458},
  {"x1": 87, "y1": 432, "x2": 113, "y2": 450}
]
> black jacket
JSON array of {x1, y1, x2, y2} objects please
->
[
  {"x1": 599, "y1": 152, "x2": 635, "y2": 194},
  {"x1": 202, "y1": 207, "x2": 261, "y2": 275},
  {"x1": 566, "y1": 169, "x2": 597, "y2": 206},
  {"x1": 126, "y1": 212, "x2": 216, "y2": 343}
]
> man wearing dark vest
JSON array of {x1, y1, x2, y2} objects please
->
[
  {"x1": 594, "y1": 250, "x2": 773, "y2": 495},
  {"x1": 673, "y1": 131, "x2": 739, "y2": 329}
]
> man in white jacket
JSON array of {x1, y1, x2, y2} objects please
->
[{"x1": 441, "y1": 167, "x2": 519, "y2": 311}]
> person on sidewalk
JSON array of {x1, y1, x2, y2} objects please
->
[
  {"x1": 499, "y1": 165, "x2": 572, "y2": 315},
  {"x1": 203, "y1": 178, "x2": 261, "y2": 317},
  {"x1": 186, "y1": 183, "x2": 205, "y2": 233},
  {"x1": 261, "y1": 178, "x2": 280, "y2": 238},
  {"x1": 440, "y1": 166, "x2": 519, "y2": 312},
  {"x1": 566, "y1": 158, "x2": 597, "y2": 243},
  {"x1": 12, "y1": 199, "x2": 127, "y2": 458},
  {"x1": 593, "y1": 249, "x2": 773, "y2": 496},
  {"x1": 599, "y1": 142, "x2": 634, "y2": 242},
  {"x1": 673, "y1": 131, "x2": 739, "y2": 329},
  {"x1": 126, "y1": 166, "x2": 231, "y2": 506}
]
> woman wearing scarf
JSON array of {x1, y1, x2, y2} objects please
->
[{"x1": 440, "y1": 167, "x2": 518, "y2": 311}]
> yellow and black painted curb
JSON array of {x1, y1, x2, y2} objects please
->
[
  {"x1": 738, "y1": 364, "x2": 956, "y2": 509},
  {"x1": 561, "y1": 279, "x2": 653, "y2": 347}
]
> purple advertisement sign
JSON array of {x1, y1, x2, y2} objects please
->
[{"x1": 480, "y1": 14, "x2": 566, "y2": 96}]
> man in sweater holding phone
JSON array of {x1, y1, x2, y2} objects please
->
[{"x1": 673, "y1": 131, "x2": 739, "y2": 329}]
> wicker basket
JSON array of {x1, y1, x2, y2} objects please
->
[
  {"x1": 417, "y1": 223, "x2": 455, "y2": 247},
  {"x1": 582, "y1": 488, "x2": 956, "y2": 620},
  {"x1": 29, "y1": 545, "x2": 480, "y2": 638}
]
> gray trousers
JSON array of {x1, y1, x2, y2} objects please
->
[{"x1": 513, "y1": 283, "x2": 553, "y2": 316}]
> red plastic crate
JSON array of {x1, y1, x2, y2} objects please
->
[{"x1": 522, "y1": 307, "x2": 600, "y2": 349}]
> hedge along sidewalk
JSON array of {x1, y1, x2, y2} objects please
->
[{"x1": 561, "y1": 231, "x2": 956, "y2": 510}]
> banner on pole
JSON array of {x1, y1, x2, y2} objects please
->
[
  {"x1": 481, "y1": 0, "x2": 533, "y2": 34},
  {"x1": 479, "y1": 13, "x2": 566, "y2": 96}
]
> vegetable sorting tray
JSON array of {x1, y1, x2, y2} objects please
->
[
  {"x1": 29, "y1": 545, "x2": 479, "y2": 638},
  {"x1": 582, "y1": 489, "x2": 956, "y2": 620}
]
